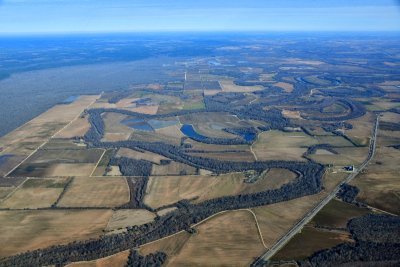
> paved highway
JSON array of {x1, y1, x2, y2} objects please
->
[{"x1": 255, "y1": 114, "x2": 380, "y2": 264}]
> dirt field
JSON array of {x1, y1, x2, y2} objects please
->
[
  {"x1": 252, "y1": 130, "x2": 317, "y2": 161},
  {"x1": 144, "y1": 170, "x2": 297, "y2": 208},
  {"x1": 57, "y1": 177, "x2": 129, "y2": 208},
  {"x1": 219, "y1": 80, "x2": 263, "y2": 93},
  {"x1": 67, "y1": 250, "x2": 130, "y2": 267},
  {"x1": 274, "y1": 82, "x2": 294, "y2": 93},
  {"x1": 54, "y1": 115, "x2": 90, "y2": 138},
  {"x1": 151, "y1": 161, "x2": 197, "y2": 176},
  {"x1": 165, "y1": 210, "x2": 265, "y2": 266},
  {"x1": 117, "y1": 148, "x2": 168, "y2": 164},
  {"x1": 105, "y1": 209, "x2": 156, "y2": 232},
  {"x1": 350, "y1": 148, "x2": 400, "y2": 215},
  {"x1": 252, "y1": 192, "x2": 327, "y2": 248},
  {"x1": 308, "y1": 146, "x2": 369, "y2": 166},
  {"x1": 0, "y1": 209, "x2": 112, "y2": 257},
  {"x1": 345, "y1": 112, "x2": 375, "y2": 146},
  {"x1": 102, "y1": 112, "x2": 133, "y2": 141},
  {"x1": 282, "y1": 110, "x2": 302, "y2": 119},
  {"x1": 0, "y1": 178, "x2": 68, "y2": 209}
]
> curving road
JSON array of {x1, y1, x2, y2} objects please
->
[{"x1": 255, "y1": 114, "x2": 380, "y2": 263}]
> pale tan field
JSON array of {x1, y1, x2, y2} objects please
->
[
  {"x1": 253, "y1": 130, "x2": 317, "y2": 161},
  {"x1": 57, "y1": 177, "x2": 129, "y2": 208},
  {"x1": 345, "y1": 112, "x2": 375, "y2": 146},
  {"x1": 166, "y1": 210, "x2": 266, "y2": 266},
  {"x1": 283, "y1": 58, "x2": 324, "y2": 65},
  {"x1": 0, "y1": 187, "x2": 14, "y2": 200},
  {"x1": 0, "y1": 178, "x2": 68, "y2": 209},
  {"x1": 308, "y1": 146, "x2": 369, "y2": 167},
  {"x1": 34, "y1": 95, "x2": 98, "y2": 124},
  {"x1": 252, "y1": 192, "x2": 327, "y2": 248},
  {"x1": 144, "y1": 170, "x2": 297, "y2": 208},
  {"x1": 105, "y1": 166, "x2": 122, "y2": 176},
  {"x1": 67, "y1": 250, "x2": 130, "y2": 267},
  {"x1": 54, "y1": 115, "x2": 90, "y2": 138},
  {"x1": 219, "y1": 80, "x2": 263, "y2": 93},
  {"x1": 139, "y1": 231, "x2": 191, "y2": 262},
  {"x1": 45, "y1": 163, "x2": 96, "y2": 177},
  {"x1": 117, "y1": 147, "x2": 168, "y2": 164},
  {"x1": 274, "y1": 82, "x2": 294, "y2": 93},
  {"x1": 0, "y1": 209, "x2": 113, "y2": 257},
  {"x1": 350, "y1": 146, "x2": 400, "y2": 215},
  {"x1": 102, "y1": 112, "x2": 133, "y2": 142},
  {"x1": 105, "y1": 209, "x2": 156, "y2": 232},
  {"x1": 380, "y1": 112, "x2": 400, "y2": 123},
  {"x1": 1, "y1": 95, "x2": 98, "y2": 175},
  {"x1": 282, "y1": 110, "x2": 302, "y2": 119},
  {"x1": 130, "y1": 105, "x2": 159, "y2": 115},
  {"x1": 151, "y1": 161, "x2": 197, "y2": 176},
  {"x1": 157, "y1": 207, "x2": 178, "y2": 217},
  {"x1": 115, "y1": 97, "x2": 139, "y2": 108},
  {"x1": 188, "y1": 151, "x2": 255, "y2": 162},
  {"x1": 155, "y1": 124, "x2": 185, "y2": 140}
]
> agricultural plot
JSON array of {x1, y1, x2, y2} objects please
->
[
  {"x1": 252, "y1": 130, "x2": 317, "y2": 161},
  {"x1": 0, "y1": 178, "x2": 69, "y2": 209},
  {"x1": 105, "y1": 209, "x2": 156, "y2": 232},
  {"x1": 144, "y1": 169, "x2": 297, "y2": 209},
  {"x1": 0, "y1": 209, "x2": 112, "y2": 257},
  {"x1": 9, "y1": 147, "x2": 104, "y2": 177},
  {"x1": 67, "y1": 250, "x2": 130, "y2": 267},
  {"x1": 57, "y1": 177, "x2": 129, "y2": 208},
  {"x1": 156, "y1": 210, "x2": 266, "y2": 266}
]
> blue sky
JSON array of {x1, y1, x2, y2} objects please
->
[{"x1": 0, "y1": 0, "x2": 399, "y2": 34}]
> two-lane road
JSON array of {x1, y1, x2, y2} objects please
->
[{"x1": 255, "y1": 114, "x2": 380, "y2": 263}]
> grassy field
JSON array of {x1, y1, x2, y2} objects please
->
[
  {"x1": 54, "y1": 115, "x2": 90, "y2": 138},
  {"x1": 252, "y1": 193, "x2": 326, "y2": 248},
  {"x1": 57, "y1": 177, "x2": 129, "y2": 208},
  {"x1": 350, "y1": 130, "x2": 400, "y2": 215},
  {"x1": 9, "y1": 148, "x2": 104, "y2": 177},
  {"x1": 144, "y1": 170, "x2": 297, "y2": 208},
  {"x1": 0, "y1": 209, "x2": 112, "y2": 257},
  {"x1": 345, "y1": 112, "x2": 375, "y2": 146},
  {"x1": 311, "y1": 199, "x2": 370, "y2": 228},
  {"x1": 308, "y1": 146, "x2": 368, "y2": 166},
  {"x1": 117, "y1": 147, "x2": 168, "y2": 164},
  {"x1": 105, "y1": 209, "x2": 156, "y2": 232},
  {"x1": 0, "y1": 178, "x2": 69, "y2": 209},
  {"x1": 67, "y1": 250, "x2": 130, "y2": 267},
  {"x1": 252, "y1": 130, "x2": 317, "y2": 161},
  {"x1": 271, "y1": 226, "x2": 352, "y2": 261},
  {"x1": 102, "y1": 112, "x2": 133, "y2": 141},
  {"x1": 151, "y1": 161, "x2": 197, "y2": 176},
  {"x1": 219, "y1": 80, "x2": 263, "y2": 93}
]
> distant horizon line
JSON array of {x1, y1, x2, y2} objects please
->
[{"x1": 1, "y1": 30, "x2": 400, "y2": 37}]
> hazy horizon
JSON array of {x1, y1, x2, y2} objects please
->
[{"x1": 0, "y1": 0, "x2": 399, "y2": 34}]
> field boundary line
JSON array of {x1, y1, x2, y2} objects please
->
[
  {"x1": 90, "y1": 149, "x2": 107, "y2": 177},
  {"x1": 137, "y1": 208, "x2": 267, "y2": 250},
  {"x1": 0, "y1": 177, "x2": 29, "y2": 204},
  {"x1": 4, "y1": 95, "x2": 100, "y2": 177}
]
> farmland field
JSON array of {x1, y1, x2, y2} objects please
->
[{"x1": 0, "y1": 34, "x2": 399, "y2": 266}]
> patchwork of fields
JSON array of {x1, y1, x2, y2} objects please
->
[{"x1": 0, "y1": 36, "x2": 399, "y2": 266}]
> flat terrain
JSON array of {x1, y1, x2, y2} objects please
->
[
  {"x1": 57, "y1": 177, "x2": 129, "y2": 208},
  {"x1": 0, "y1": 178, "x2": 68, "y2": 209},
  {"x1": 0, "y1": 209, "x2": 112, "y2": 257},
  {"x1": 67, "y1": 250, "x2": 130, "y2": 267},
  {"x1": 144, "y1": 169, "x2": 297, "y2": 208},
  {"x1": 105, "y1": 209, "x2": 156, "y2": 232}
]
